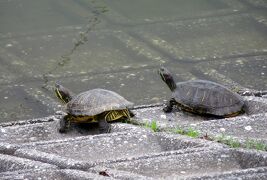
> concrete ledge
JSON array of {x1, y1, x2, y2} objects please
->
[
  {"x1": 0, "y1": 169, "x2": 111, "y2": 180},
  {"x1": 12, "y1": 128, "x2": 222, "y2": 169},
  {"x1": 0, "y1": 154, "x2": 57, "y2": 173},
  {"x1": 98, "y1": 148, "x2": 267, "y2": 179},
  {"x1": 0, "y1": 97, "x2": 266, "y2": 179}
]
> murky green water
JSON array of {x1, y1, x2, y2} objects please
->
[{"x1": 0, "y1": 0, "x2": 267, "y2": 122}]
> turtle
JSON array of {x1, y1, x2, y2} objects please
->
[
  {"x1": 55, "y1": 83, "x2": 134, "y2": 133},
  {"x1": 158, "y1": 67, "x2": 245, "y2": 117}
]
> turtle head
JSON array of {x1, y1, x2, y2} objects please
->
[
  {"x1": 158, "y1": 67, "x2": 176, "y2": 91},
  {"x1": 55, "y1": 82, "x2": 73, "y2": 104}
]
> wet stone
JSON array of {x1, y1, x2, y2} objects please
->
[
  {"x1": 47, "y1": 67, "x2": 175, "y2": 106},
  {"x1": 99, "y1": 0, "x2": 244, "y2": 24},
  {"x1": 0, "y1": 0, "x2": 94, "y2": 34},
  {"x1": 244, "y1": 0, "x2": 267, "y2": 8},
  {"x1": 0, "y1": 85, "x2": 54, "y2": 122},
  {"x1": 0, "y1": 63, "x2": 17, "y2": 85},
  {"x1": 194, "y1": 55, "x2": 267, "y2": 91},
  {"x1": 0, "y1": 30, "x2": 165, "y2": 78},
  {"x1": 132, "y1": 14, "x2": 267, "y2": 62}
]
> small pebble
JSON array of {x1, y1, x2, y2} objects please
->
[
  {"x1": 160, "y1": 114, "x2": 167, "y2": 119},
  {"x1": 220, "y1": 128, "x2": 226, "y2": 132},
  {"x1": 244, "y1": 126, "x2": 252, "y2": 131}
]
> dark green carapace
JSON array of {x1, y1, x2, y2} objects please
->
[{"x1": 159, "y1": 67, "x2": 245, "y2": 117}]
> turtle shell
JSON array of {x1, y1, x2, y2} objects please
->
[
  {"x1": 66, "y1": 89, "x2": 133, "y2": 116},
  {"x1": 172, "y1": 80, "x2": 244, "y2": 116}
]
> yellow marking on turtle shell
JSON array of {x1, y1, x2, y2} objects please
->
[
  {"x1": 70, "y1": 109, "x2": 130, "y2": 123},
  {"x1": 71, "y1": 115, "x2": 98, "y2": 123},
  {"x1": 105, "y1": 109, "x2": 130, "y2": 121},
  {"x1": 224, "y1": 111, "x2": 243, "y2": 118}
]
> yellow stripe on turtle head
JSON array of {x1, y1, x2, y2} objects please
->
[{"x1": 55, "y1": 88, "x2": 67, "y2": 104}]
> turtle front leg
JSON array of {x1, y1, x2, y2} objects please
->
[
  {"x1": 98, "y1": 119, "x2": 111, "y2": 134},
  {"x1": 129, "y1": 110, "x2": 135, "y2": 117},
  {"x1": 58, "y1": 115, "x2": 71, "y2": 133},
  {"x1": 163, "y1": 98, "x2": 176, "y2": 113}
]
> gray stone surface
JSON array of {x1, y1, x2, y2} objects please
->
[
  {"x1": 1, "y1": 0, "x2": 267, "y2": 179},
  {"x1": 0, "y1": 169, "x2": 110, "y2": 180},
  {"x1": 12, "y1": 128, "x2": 221, "y2": 168},
  {"x1": 99, "y1": 148, "x2": 267, "y2": 179},
  {"x1": 0, "y1": 111, "x2": 266, "y2": 179},
  {"x1": 1, "y1": 0, "x2": 267, "y2": 122},
  {"x1": 0, "y1": 154, "x2": 57, "y2": 173},
  {"x1": 132, "y1": 96, "x2": 267, "y2": 148}
]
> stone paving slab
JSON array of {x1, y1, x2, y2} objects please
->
[
  {"x1": 132, "y1": 96, "x2": 267, "y2": 147},
  {"x1": 0, "y1": 84, "x2": 54, "y2": 122},
  {"x1": 97, "y1": 148, "x2": 267, "y2": 179},
  {"x1": 12, "y1": 128, "x2": 221, "y2": 168},
  {"x1": 0, "y1": 169, "x2": 110, "y2": 180},
  {"x1": 1, "y1": 0, "x2": 267, "y2": 123},
  {"x1": 0, "y1": 153, "x2": 57, "y2": 173},
  {"x1": 185, "y1": 113, "x2": 267, "y2": 144},
  {"x1": 0, "y1": 118, "x2": 143, "y2": 147},
  {"x1": 0, "y1": 0, "x2": 95, "y2": 35},
  {"x1": 244, "y1": 0, "x2": 267, "y2": 8},
  {"x1": 0, "y1": 108, "x2": 266, "y2": 179},
  {"x1": 194, "y1": 55, "x2": 267, "y2": 91},
  {"x1": 99, "y1": 0, "x2": 244, "y2": 25},
  {"x1": 0, "y1": 64, "x2": 17, "y2": 85},
  {"x1": 188, "y1": 167, "x2": 267, "y2": 180},
  {"x1": 1, "y1": 1, "x2": 267, "y2": 179},
  {"x1": 132, "y1": 14, "x2": 267, "y2": 62}
]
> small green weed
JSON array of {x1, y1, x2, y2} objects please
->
[
  {"x1": 144, "y1": 120, "x2": 159, "y2": 132},
  {"x1": 174, "y1": 127, "x2": 199, "y2": 138},
  {"x1": 215, "y1": 134, "x2": 241, "y2": 148},
  {"x1": 245, "y1": 139, "x2": 267, "y2": 151},
  {"x1": 187, "y1": 128, "x2": 200, "y2": 138},
  {"x1": 150, "y1": 120, "x2": 158, "y2": 132},
  {"x1": 214, "y1": 135, "x2": 267, "y2": 150},
  {"x1": 174, "y1": 127, "x2": 185, "y2": 134}
]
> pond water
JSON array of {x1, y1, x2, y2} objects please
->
[{"x1": 0, "y1": 0, "x2": 267, "y2": 122}]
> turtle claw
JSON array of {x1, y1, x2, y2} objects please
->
[
  {"x1": 58, "y1": 127, "x2": 67, "y2": 133},
  {"x1": 163, "y1": 105, "x2": 172, "y2": 113},
  {"x1": 58, "y1": 115, "x2": 70, "y2": 133},
  {"x1": 129, "y1": 110, "x2": 135, "y2": 117}
]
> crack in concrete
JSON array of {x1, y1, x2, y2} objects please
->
[{"x1": 41, "y1": 2, "x2": 108, "y2": 90}]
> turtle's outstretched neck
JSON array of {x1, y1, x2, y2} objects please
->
[
  {"x1": 55, "y1": 83, "x2": 74, "y2": 104},
  {"x1": 158, "y1": 67, "x2": 177, "y2": 92},
  {"x1": 167, "y1": 78, "x2": 177, "y2": 92}
]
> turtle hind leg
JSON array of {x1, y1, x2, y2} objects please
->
[
  {"x1": 163, "y1": 98, "x2": 176, "y2": 113},
  {"x1": 58, "y1": 115, "x2": 71, "y2": 133},
  {"x1": 129, "y1": 110, "x2": 135, "y2": 117},
  {"x1": 98, "y1": 119, "x2": 111, "y2": 134}
]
